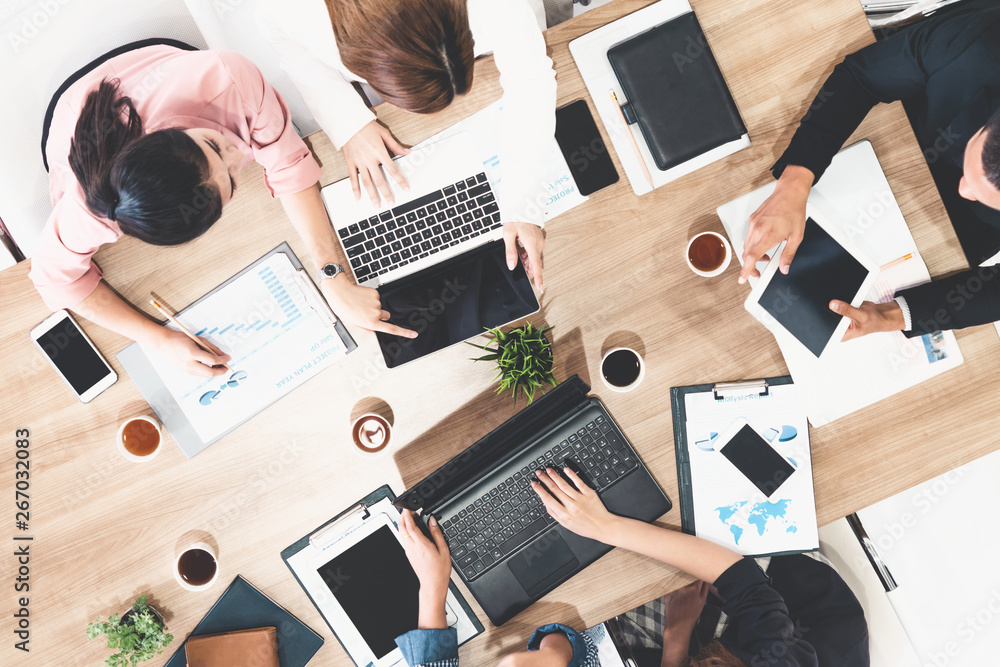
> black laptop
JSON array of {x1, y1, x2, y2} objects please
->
[{"x1": 394, "y1": 375, "x2": 671, "y2": 625}]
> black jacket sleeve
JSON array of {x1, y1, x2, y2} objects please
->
[
  {"x1": 772, "y1": 9, "x2": 970, "y2": 182},
  {"x1": 898, "y1": 263, "x2": 1000, "y2": 336},
  {"x1": 714, "y1": 557, "x2": 819, "y2": 667}
]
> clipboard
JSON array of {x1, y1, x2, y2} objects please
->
[
  {"x1": 670, "y1": 376, "x2": 818, "y2": 556},
  {"x1": 281, "y1": 485, "x2": 484, "y2": 667},
  {"x1": 117, "y1": 242, "x2": 357, "y2": 458}
]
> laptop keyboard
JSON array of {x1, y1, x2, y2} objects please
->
[
  {"x1": 338, "y1": 172, "x2": 503, "y2": 282},
  {"x1": 439, "y1": 414, "x2": 640, "y2": 582}
]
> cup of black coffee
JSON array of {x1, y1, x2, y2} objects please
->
[
  {"x1": 600, "y1": 347, "x2": 645, "y2": 392},
  {"x1": 174, "y1": 542, "x2": 218, "y2": 591}
]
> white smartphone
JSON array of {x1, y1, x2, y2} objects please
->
[
  {"x1": 744, "y1": 204, "x2": 879, "y2": 358},
  {"x1": 29, "y1": 310, "x2": 117, "y2": 403}
]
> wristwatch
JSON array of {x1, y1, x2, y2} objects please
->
[{"x1": 316, "y1": 263, "x2": 345, "y2": 283}]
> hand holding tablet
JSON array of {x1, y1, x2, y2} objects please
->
[{"x1": 744, "y1": 205, "x2": 880, "y2": 357}]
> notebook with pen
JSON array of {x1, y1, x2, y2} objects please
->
[
  {"x1": 281, "y1": 485, "x2": 484, "y2": 667},
  {"x1": 607, "y1": 11, "x2": 747, "y2": 172},
  {"x1": 670, "y1": 377, "x2": 819, "y2": 556},
  {"x1": 117, "y1": 242, "x2": 357, "y2": 458}
]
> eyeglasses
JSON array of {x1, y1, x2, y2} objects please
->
[{"x1": 199, "y1": 370, "x2": 248, "y2": 406}]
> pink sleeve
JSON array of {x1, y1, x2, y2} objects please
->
[
  {"x1": 28, "y1": 199, "x2": 119, "y2": 310},
  {"x1": 220, "y1": 51, "x2": 321, "y2": 198}
]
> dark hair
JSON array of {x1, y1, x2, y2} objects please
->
[
  {"x1": 327, "y1": 0, "x2": 475, "y2": 114},
  {"x1": 983, "y1": 108, "x2": 1000, "y2": 190},
  {"x1": 68, "y1": 79, "x2": 223, "y2": 245}
]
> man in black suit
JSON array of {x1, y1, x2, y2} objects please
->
[{"x1": 740, "y1": 0, "x2": 1000, "y2": 339}]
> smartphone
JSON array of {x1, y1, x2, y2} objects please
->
[
  {"x1": 555, "y1": 99, "x2": 620, "y2": 196},
  {"x1": 716, "y1": 418, "x2": 795, "y2": 498},
  {"x1": 30, "y1": 310, "x2": 117, "y2": 403}
]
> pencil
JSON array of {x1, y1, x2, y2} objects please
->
[
  {"x1": 150, "y1": 298, "x2": 233, "y2": 372},
  {"x1": 610, "y1": 89, "x2": 654, "y2": 189},
  {"x1": 880, "y1": 253, "x2": 913, "y2": 271}
]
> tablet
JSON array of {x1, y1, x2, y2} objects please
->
[
  {"x1": 744, "y1": 206, "x2": 879, "y2": 358},
  {"x1": 716, "y1": 418, "x2": 796, "y2": 498}
]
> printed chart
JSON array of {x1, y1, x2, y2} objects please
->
[{"x1": 142, "y1": 252, "x2": 347, "y2": 443}]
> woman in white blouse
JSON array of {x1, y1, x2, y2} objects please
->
[{"x1": 257, "y1": 0, "x2": 555, "y2": 290}]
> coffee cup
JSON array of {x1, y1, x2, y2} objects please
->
[
  {"x1": 600, "y1": 347, "x2": 645, "y2": 392},
  {"x1": 116, "y1": 415, "x2": 161, "y2": 462},
  {"x1": 686, "y1": 231, "x2": 732, "y2": 277},
  {"x1": 174, "y1": 542, "x2": 218, "y2": 592},
  {"x1": 351, "y1": 413, "x2": 392, "y2": 454}
]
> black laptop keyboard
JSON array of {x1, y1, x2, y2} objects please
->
[
  {"x1": 439, "y1": 414, "x2": 640, "y2": 582},
  {"x1": 338, "y1": 172, "x2": 503, "y2": 282}
]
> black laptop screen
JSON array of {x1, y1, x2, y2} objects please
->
[{"x1": 375, "y1": 240, "x2": 539, "y2": 368}]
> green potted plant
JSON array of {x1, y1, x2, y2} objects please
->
[
  {"x1": 469, "y1": 322, "x2": 557, "y2": 404},
  {"x1": 86, "y1": 594, "x2": 173, "y2": 667}
]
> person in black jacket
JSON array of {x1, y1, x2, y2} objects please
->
[
  {"x1": 739, "y1": 0, "x2": 1000, "y2": 339},
  {"x1": 532, "y1": 467, "x2": 870, "y2": 667}
]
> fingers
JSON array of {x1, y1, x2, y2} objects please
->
[
  {"x1": 543, "y1": 468, "x2": 580, "y2": 499},
  {"x1": 829, "y1": 300, "x2": 862, "y2": 321},
  {"x1": 534, "y1": 469, "x2": 571, "y2": 505},
  {"x1": 370, "y1": 318, "x2": 418, "y2": 339},
  {"x1": 381, "y1": 128, "x2": 412, "y2": 157},
  {"x1": 382, "y1": 156, "x2": 410, "y2": 193},
  {"x1": 186, "y1": 359, "x2": 225, "y2": 378},
  {"x1": 778, "y1": 233, "x2": 803, "y2": 274},
  {"x1": 428, "y1": 516, "x2": 449, "y2": 555},
  {"x1": 532, "y1": 480, "x2": 566, "y2": 521},
  {"x1": 398, "y1": 510, "x2": 414, "y2": 541},
  {"x1": 561, "y1": 467, "x2": 592, "y2": 495},
  {"x1": 348, "y1": 160, "x2": 362, "y2": 201},
  {"x1": 369, "y1": 163, "x2": 395, "y2": 206},
  {"x1": 519, "y1": 229, "x2": 545, "y2": 293},
  {"x1": 198, "y1": 336, "x2": 229, "y2": 360},
  {"x1": 738, "y1": 236, "x2": 772, "y2": 284},
  {"x1": 357, "y1": 166, "x2": 382, "y2": 208},
  {"x1": 503, "y1": 224, "x2": 519, "y2": 271}
]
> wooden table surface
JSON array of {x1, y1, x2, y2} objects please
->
[{"x1": 2, "y1": 0, "x2": 998, "y2": 664}]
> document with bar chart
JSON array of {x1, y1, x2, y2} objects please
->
[{"x1": 118, "y1": 244, "x2": 356, "y2": 457}]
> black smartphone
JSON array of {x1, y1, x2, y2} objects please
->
[
  {"x1": 718, "y1": 420, "x2": 796, "y2": 498},
  {"x1": 554, "y1": 99, "x2": 619, "y2": 196}
]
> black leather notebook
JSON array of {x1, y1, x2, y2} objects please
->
[
  {"x1": 164, "y1": 575, "x2": 323, "y2": 667},
  {"x1": 607, "y1": 12, "x2": 746, "y2": 171}
]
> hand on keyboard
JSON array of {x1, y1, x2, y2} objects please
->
[
  {"x1": 502, "y1": 221, "x2": 545, "y2": 293},
  {"x1": 342, "y1": 120, "x2": 411, "y2": 207},
  {"x1": 532, "y1": 467, "x2": 616, "y2": 543},
  {"x1": 320, "y1": 275, "x2": 417, "y2": 338}
]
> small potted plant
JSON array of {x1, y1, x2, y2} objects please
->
[
  {"x1": 86, "y1": 594, "x2": 173, "y2": 667},
  {"x1": 469, "y1": 322, "x2": 557, "y2": 404}
]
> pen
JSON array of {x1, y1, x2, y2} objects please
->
[
  {"x1": 150, "y1": 298, "x2": 233, "y2": 372},
  {"x1": 610, "y1": 89, "x2": 654, "y2": 189},
  {"x1": 880, "y1": 253, "x2": 913, "y2": 271}
]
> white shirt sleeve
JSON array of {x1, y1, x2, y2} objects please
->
[
  {"x1": 894, "y1": 296, "x2": 913, "y2": 331},
  {"x1": 255, "y1": 0, "x2": 374, "y2": 149},
  {"x1": 470, "y1": 0, "x2": 556, "y2": 228}
]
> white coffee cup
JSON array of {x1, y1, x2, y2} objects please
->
[
  {"x1": 116, "y1": 415, "x2": 162, "y2": 463},
  {"x1": 351, "y1": 413, "x2": 392, "y2": 454},
  {"x1": 174, "y1": 542, "x2": 218, "y2": 592},
  {"x1": 686, "y1": 231, "x2": 732, "y2": 278},
  {"x1": 600, "y1": 347, "x2": 646, "y2": 393}
]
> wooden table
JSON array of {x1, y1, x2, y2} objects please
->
[{"x1": 2, "y1": 0, "x2": 997, "y2": 664}]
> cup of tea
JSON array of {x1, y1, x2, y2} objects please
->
[
  {"x1": 116, "y1": 415, "x2": 162, "y2": 462},
  {"x1": 174, "y1": 542, "x2": 219, "y2": 592},
  {"x1": 600, "y1": 347, "x2": 645, "y2": 393},
  {"x1": 686, "y1": 231, "x2": 732, "y2": 277},
  {"x1": 351, "y1": 413, "x2": 392, "y2": 454}
]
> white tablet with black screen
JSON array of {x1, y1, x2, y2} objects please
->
[{"x1": 744, "y1": 205, "x2": 879, "y2": 358}]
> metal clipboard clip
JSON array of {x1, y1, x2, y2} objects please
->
[
  {"x1": 292, "y1": 268, "x2": 338, "y2": 328},
  {"x1": 712, "y1": 379, "x2": 770, "y2": 401},
  {"x1": 309, "y1": 503, "x2": 371, "y2": 550}
]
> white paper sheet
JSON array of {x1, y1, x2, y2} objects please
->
[
  {"x1": 141, "y1": 252, "x2": 346, "y2": 442},
  {"x1": 716, "y1": 141, "x2": 964, "y2": 426},
  {"x1": 416, "y1": 100, "x2": 587, "y2": 221},
  {"x1": 683, "y1": 384, "x2": 817, "y2": 555}
]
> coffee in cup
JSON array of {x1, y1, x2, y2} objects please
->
[
  {"x1": 600, "y1": 347, "x2": 645, "y2": 392},
  {"x1": 351, "y1": 413, "x2": 392, "y2": 454},
  {"x1": 116, "y1": 415, "x2": 161, "y2": 462},
  {"x1": 686, "y1": 231, "x2": 732, "y2": 277},
  {"x1": 175, "y1": 542, "x2": 218, "y2": 591}
]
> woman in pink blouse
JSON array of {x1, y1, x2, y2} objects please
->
[{"x1": 31, "y1": 44, "x2": 416, "y2": 377}]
